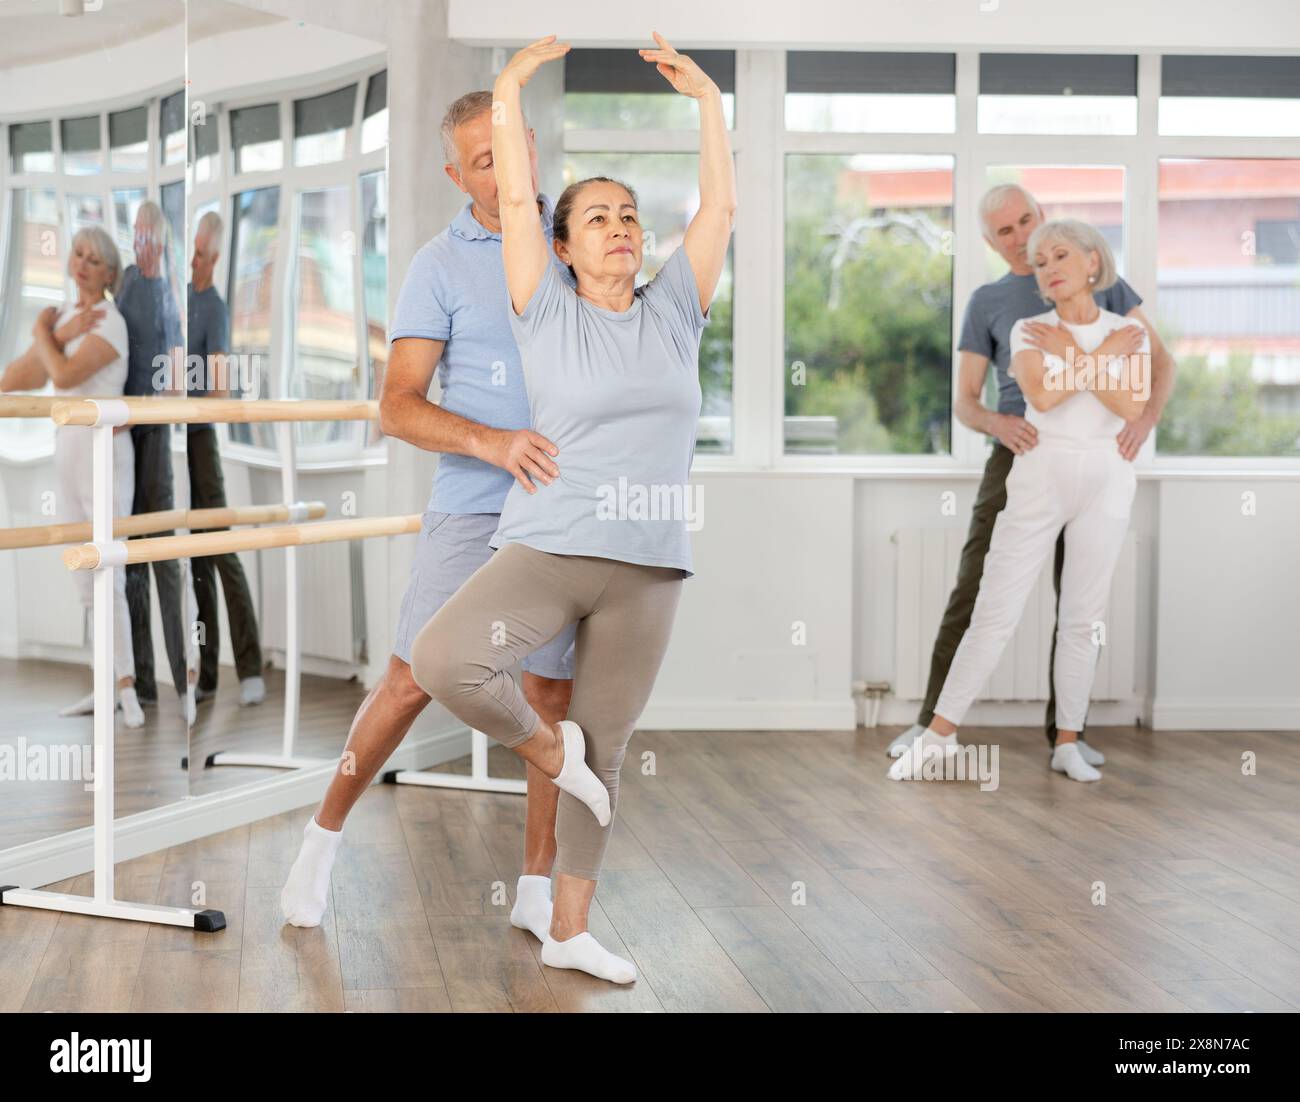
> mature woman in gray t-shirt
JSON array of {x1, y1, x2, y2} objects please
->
[{"x1": 411, "y1": 32, "x2": 735, "y2": 985}]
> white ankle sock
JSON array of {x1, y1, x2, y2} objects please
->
[
  {"x1": 552, "y1": 720, "x2": 610, "y2": 826},
  {"x1": 280, "y1": 815, "x2": 343, "y2": 927},
  {"x1": 887, "y1": 727, "x2": 958, "y2": 781},
  {"x1": 1075, "y1": 739, "x2": 1104, "y2": 766},
  {"x1": 240, "y1": 676, "x2": 266, "y2": 706},
  {"x1": 510, "y1": 874, "x2": 553, "y2": 941},
  {"x1": 119, "y1": 687, "x2": 144, "y2": 728},
  {"x1": 888, "y1": 723, "x2": 926, "y2": 758},
  {"x1": 1051, "y1": 742, "x2": 1101, "y2": 782},
  {"x1": 59, "y1": 690, "x2": 96, "y2": 717},
  {"x1": 542, "y1": 930, "x2": 636, "y2": 984}
]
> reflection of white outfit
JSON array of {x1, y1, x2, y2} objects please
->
[
  {"x1": 53, "y1": 301, "x2": 136, "y2": 681},
  {"x1": 934, "y1": 306, "x2": 1149, "y2": 732}
]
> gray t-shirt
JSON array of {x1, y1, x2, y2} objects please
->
[
  {"x1": 116, "y1": 264, "x2": 183, "y2": 398},
  {"x1": 186, "y1": 282, "x2": 229, "y2": 433},
  {"x1": 958, "y1": 271, "x2": 1142, "y2": 417},
  {"x1": 489, "y1": 245, "x2": 707, "y2": 578}
]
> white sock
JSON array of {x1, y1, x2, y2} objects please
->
[
  {"x1": 1075, "y1": 739, "x2": 1104, "y2": 766},
  {"x1": 240, "y1": 676, "x2": 266, "y2": 706},
  {"x1": 180, "y1": 687, "x2": 196, "y2": 726},
  {"x1": 59, "y1": 690, "x2": 96, "y2": 717},
  {"x1": 542, "y1": 930, "x2": 636, "y2": 984},
  {"x1": 552, "y1": 720, "x2": 610, "y2": 826},
  {"x1": 887, "y1": 727, "x2": 958, "y2": 781},
  {"x1": 119, "y1": 687, "x2": 144, "y2": 728},
  {"x1": 1051, "y1": 742, "x2": 1101, "y2": 782},
  {"x1": 281, "y1": 815, "x2": 343, "y2": 927},
  {"x1": 510, "y1": 874, "x2": 553, "y2": 941},
  {"x1": 888, "y1": 723, "x2": 926, "y2": 758}
]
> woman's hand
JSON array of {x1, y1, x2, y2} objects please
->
[
  {"x1": 497, "y1": 34, "x2": 570, "y2": 90},
  {"x1": 32, "y1": 307, "x2": 59, "y2": 342},
  {"x1": 1022, "y1": 321, "x2": 1073, "y2": 363},
  {"x1": 1096, "y1": 324, "x2": 1146, "y2": 360},
  {"x1": 53, "y1": 305, "x2": 105, "y2": 349},
  {"x1": 639, "y1": 31, "x2": 717, "y2": 99}
]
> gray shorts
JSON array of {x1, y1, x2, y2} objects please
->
[{"x1": 392, "y1": 509, "x2": 577, "y2": 679}]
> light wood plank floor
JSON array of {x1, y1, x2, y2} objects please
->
[{"x1": 2, "y1": 724, "x2": 1298, "y2": 1013}]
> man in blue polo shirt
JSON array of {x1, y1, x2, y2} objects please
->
[{"x1": 281, "y1": 91, "x2": 576, "y2": 937}]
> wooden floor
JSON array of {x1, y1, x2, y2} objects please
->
[
  {"x1": 0, "y1": 658, "x2": 368, "y2": 844},
  {"x1": 2, "y1": 724, "x2": 1299, "y2": 1012}
]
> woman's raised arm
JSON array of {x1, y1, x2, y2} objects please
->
[
  {"x1": 641, "y1": 32, "x2": 736, "y2": 316},
  {"x1": 493, "y1": 36, "x2": 570, "y2": 316}
]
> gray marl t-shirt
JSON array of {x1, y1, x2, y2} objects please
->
[{"x1": 488, "y1": 245, "x2": 707, "y2": 578}]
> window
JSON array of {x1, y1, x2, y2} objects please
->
[
  {"x1": 1156, "y1": 158, "x2": 1300, "y2": 457},
  {"x1": 290, "y1": 187, "x2": 359, "y2": 448},
  {"x1": 1160, "y1": 55, "x2": 1300, "y2": 138},
  {"x1": 60, "y1": 116, "x2": 101, "y2": 176},
  {"x1": 562, "y1": 152, "x2": 736, "y2": 453},
  {"x1": 0, "y1": 189, "x2": 60, "y2": 455},
  {"x1": 159, "y1": 89, "x2": 186, "y2": 165},
  {"x1": 786, "y1": 51, "x2": 955, "y2": 133},
  {"x1": 360, "y1": 170, "x2": 388, "y2": 447},
  {"x1": 112, "y1": 188, "x2": 146, "y2": 267},
  {"x1": 293, "y1": 84, "x2": 356, "y2": 167},
  {"x1": 161, "y1": 180, "x2": 185, "y2": 287},
  {"x1": 191, "y1": 113, "x2": 219, "y2": 184},
  {"x1": 784, "y1": 154, "x2": 954, "y2": 456},
  {"x1": 361, "y1": 70, "x2": 388, "y2": 155},
  {"x1": 9, "y1": 121, "x2": 53, "y2": 174},
  {"x1": 227, "y1": 187, "x2": 280, "y2": 448},
  {"x1": 983, "y1": 165, "x2": 1127, "y2": 279},
  {"x1": 109, "y1": 106, "x2": 148, "y2": 173},
  {"x1": 978, "y1": 54, "x2": 1137, "y2": 135},
  {"x1": 231, "y1": 104, "x2": 282, "y2": 174},
  {"x1": 564, "y1": 48, "x2": 736, "y2": 129},
  {"x1": 66, "y1": 194, "x2": 104, "y2": 237}
]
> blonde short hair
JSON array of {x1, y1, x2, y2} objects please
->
[
  {"x1": 1026, "y1": 218, "x2": 1118, "y2": 300},
  {"x1": 69, "y1": 224, "x2": 123, "y2": 296}
]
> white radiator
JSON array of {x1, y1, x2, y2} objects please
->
[{"x1": 893, "y1": 527, "x2": 1137, "y2": 702}]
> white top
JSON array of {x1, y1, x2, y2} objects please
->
[
  {"x1": 52, "y1": 299, "x2": 130, "y2": 398},
  {"x1": 1009, "y1": 306, "x2": 1150, "y2": 445}
]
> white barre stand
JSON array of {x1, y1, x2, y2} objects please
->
[{"x1": 1, "y1": 401, "x2": 224, "y2": 931}]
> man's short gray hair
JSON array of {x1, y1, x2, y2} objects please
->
[
  {"x1": 1026, "y1": 218, "x2": 1118, "y2": 298},
  {"x1": 978, "y1": 183, "x2": 1043, "y2": 235},
  {"x1": 196, "y1": 209, "x2": 224, "y2": 247},
  {"x1": 440, "y1": 89, "x2": 528, "y2": 170}
]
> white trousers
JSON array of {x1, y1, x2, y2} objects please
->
[
  {"x1": 55, "y1": 426, "x2": 137, "y2": 682},
  {"x1": 933, "y1": 442, "x2": 1136, "y2": 732}
]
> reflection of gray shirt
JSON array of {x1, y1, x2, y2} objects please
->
[
  {"x1": 489, "y1": 246, "x2": 707, "y2": 578},
  {"x1": 117, "y1": 264, "x2": 183, "y2": 398},
  {"x1": 186, "y1": 283, "x2": 229, "y2": 433},
  {"x1": 958, "y1": 271, "x2": 1142, "y2": 417}
]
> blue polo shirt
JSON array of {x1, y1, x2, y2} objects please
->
[{"x1": 390, "y1": 193, "x2": 575, "y2": 515}]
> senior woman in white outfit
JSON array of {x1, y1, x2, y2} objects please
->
[
  {"x1": 890, "y1": 219, "x2": 1148, "y2": 783},
  {"x1": 1, "y1": 225, "x2": 143, "y2": 728}
]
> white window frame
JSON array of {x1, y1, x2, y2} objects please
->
[{"x1": 191, "y1": 62, "x2": 387, "y2": 470}]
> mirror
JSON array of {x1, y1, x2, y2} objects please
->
[
  {"x1": 0, "y1": 0, "x2": 189, "y2": 853},
  {"x1": 184, "y1": 1, "x2": 388, "y2": 796}
]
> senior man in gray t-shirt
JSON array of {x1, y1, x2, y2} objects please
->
[{"x1": 888, "y1": 183, "x2": 1177, "y2": 767}]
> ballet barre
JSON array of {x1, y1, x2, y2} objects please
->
[{"x1": 0, "y1": 501, "x2": 327, "y2": 551}]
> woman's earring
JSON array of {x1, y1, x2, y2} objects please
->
[{"x1": 1088, "y1": 274, "x2": 1097, "y2": 284}]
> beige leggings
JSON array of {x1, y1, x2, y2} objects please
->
[{"x1": 409, "y1": 541, "x2": 684, "y2": 880}]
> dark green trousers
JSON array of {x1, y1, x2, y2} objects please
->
[
  {"x1": 916, "y1": 442, "x2": 1083, "y2": 748},
  {"x1": 187, "y1": 426, "x2": 264, "y2": 689}
]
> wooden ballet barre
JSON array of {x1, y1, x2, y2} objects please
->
[
  {"x1": 0, "y1": 501, "x2": 327, "y2": 551},
  {"x1": 51, "y1": 397, "x2": 379, "y2": 426},
  {"x1": 64, "y1": 513, "x2": 421, "y2": 571}
]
